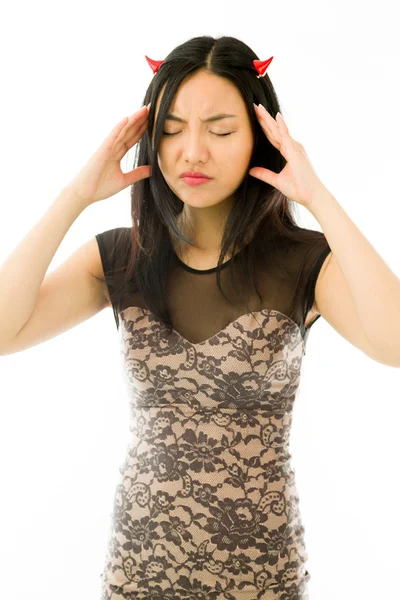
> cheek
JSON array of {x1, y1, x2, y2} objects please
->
[
  {"x1": 157, "y1": 144, "x2": 167, "y2": 170},
  {"x1": 157, "y1": 150, "x2": 173, "y2": 181},
  {"x1": 233, "y1": 136, "x2": 254, "y2": 171},
  {"x1": 224, "y1": 146, "x2": 250, "y2": 173}
]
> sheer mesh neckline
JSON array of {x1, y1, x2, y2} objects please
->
[{"x1": 172, "y1": 240, "x2": 251, "y2": 274}]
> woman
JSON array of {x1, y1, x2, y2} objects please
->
[{"x1": 2, "y1": 35, "x2": 399, "y2": 599}]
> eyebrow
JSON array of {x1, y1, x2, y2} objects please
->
[{"x1": 165, "y1": 113, "x2": 238, "y2": 124}]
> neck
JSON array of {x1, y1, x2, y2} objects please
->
[{"x1": 175, "y1": 196, "x2": 236, "y2": 254}]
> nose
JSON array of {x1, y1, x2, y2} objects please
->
[{"x1": 182, "y1": 131, "x2": 210, "y2": 165}]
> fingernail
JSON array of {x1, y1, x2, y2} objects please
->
[
  {"x1": 146, "y1": 102, "x2": 151, "y2": 109},
  {"x1": 258, "y1": 103, "x2": 267, "y2": 112}
]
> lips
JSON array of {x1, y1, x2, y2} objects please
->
[
  {"x1": 181, "y1": 176, "x2": 212, "y2": 186},
  {"x1": 180, "y1": 172, "x2": 211, "y2": 179}
]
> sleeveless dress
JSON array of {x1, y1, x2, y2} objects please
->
[{"x1": 95, "y1": 226, "x2": 331, "y2": 600}]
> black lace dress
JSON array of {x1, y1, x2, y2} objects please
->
[{"x1": 95, "y1": 226, "x2": 331, "y2": 600}]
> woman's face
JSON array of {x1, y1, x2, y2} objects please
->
[{"x1": 154, "y1": 69, "x2": 255, "y2": 210}]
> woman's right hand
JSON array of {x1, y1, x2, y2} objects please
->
[{"x1": 64, "y1": 104, "x2": 152, "y2": 207}]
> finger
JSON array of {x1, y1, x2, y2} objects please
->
[
  {"x1": 275, "y1": 114, "x2": 298, "y2": 152},
  {"x1": 103, "y1": 116, "x2": 131, "y2": 148},
  {"x1": 254, "y1": 103, "x2": 274, "y2": 121},
  {"x1": 126, "y1": 105, "x2": 149, "y2": 125},
  {"x1": 123, "y1": 164, "x2": 152, "y2": 187},
  {"x1": 112, "y1": 107, "x2": 148, "y2": 142},
  {"x1": 112, "y1": 120, "x2": 149, "y2": 161},
  {"x1": 276, "y1": 112, "x2": 289, "y2": 134},
  {"x1": 121, "y1": 119, "x2": 149, "y2": 153},
  {"x1": 256, "y1": 103, "x2": 280, "y2": 130},
  {"x1": 102, "y1": 108, "x2": 148, "y2": 152},
  {"x1": 256, "y1": 114, "x2": 281, "y2": 148},
  {"x1": 123, "y1": 116, "x2": 149, "y2": 145},
  {"x1": 248, "y1": 166, "x2": 279, "y2": 187},
  {"x1": 255, "y1": 104, "x2": 279, "y2": 127},
  {"x1": 117, "y1": 109, "x2": 149, "y2": 140},
  {"x1": 275, "y1": 114, "x2": 295, "y2": 147}
]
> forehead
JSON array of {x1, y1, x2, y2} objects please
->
[
  {"x1": 156, "y1": 70, "x2": 246, "y2": 117},
  {"x1": 173, "y1": 71, "x2": 243, "y2": 111}
]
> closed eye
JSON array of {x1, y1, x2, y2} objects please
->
[{"x1": 162, "y1": 132, "x2": 233, "y2": 137}]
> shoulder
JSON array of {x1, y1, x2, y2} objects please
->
[
  {"x1": 94, "y1": 226, "x2": 133, "y2": 307},
  {"x1": 95, "y1": 226, "x2": 132, "y2": 251}
]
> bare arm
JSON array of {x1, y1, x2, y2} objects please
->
[
  {"x1": 0, "y1": 106, "x2": 151, "y2": 354},
  {"x1": 0, "y1": 187, "x2": 87, "y2": 347}
]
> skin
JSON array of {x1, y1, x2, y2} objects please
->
[{"x1": 153, "y1": 69, "x2": 255, "y2": 260}]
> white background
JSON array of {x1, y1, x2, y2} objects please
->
[{"x1": 0, "y1": 1, "x2": 399, "y2": 599}]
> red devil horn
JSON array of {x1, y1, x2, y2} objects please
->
[
  {"x1": 253, "y1": 57, "x2": 274, "y2": 78},
  {"x1": 145, "y1": 55, "x2": 165, "y2": 75}
]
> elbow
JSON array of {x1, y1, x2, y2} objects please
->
[{"x1": 369, "y1": 344, "x2": 400, "y2": 368}]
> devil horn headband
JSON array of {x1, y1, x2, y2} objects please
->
[
  {"x1": 145, "y1": 54, "x2": 273, "y2": 77},
  {"x1": 252, "y1": 57, "x2": 274, "y2": 78}
]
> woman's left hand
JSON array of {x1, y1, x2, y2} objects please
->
[{"x1": 248, "y1": 104, "x2": 327, "y2": 208}]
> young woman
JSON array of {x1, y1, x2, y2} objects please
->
[{"x1": 2, "y1": 35, "x2": 399, "y2": 600}]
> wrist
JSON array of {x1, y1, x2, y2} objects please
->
[
  {"x1": 57, "y1": 185, "x2": 91, "y2": 213},
  {"x1": 55, "y1": 186, "x2": 89, "y2": 218},
  {"x1": 306, "y1": 187, "x2": 335, "y2": 219}
]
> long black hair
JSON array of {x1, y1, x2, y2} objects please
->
[{"x1": 92, "y1": 35, "x2": 327, "y2": 335}]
